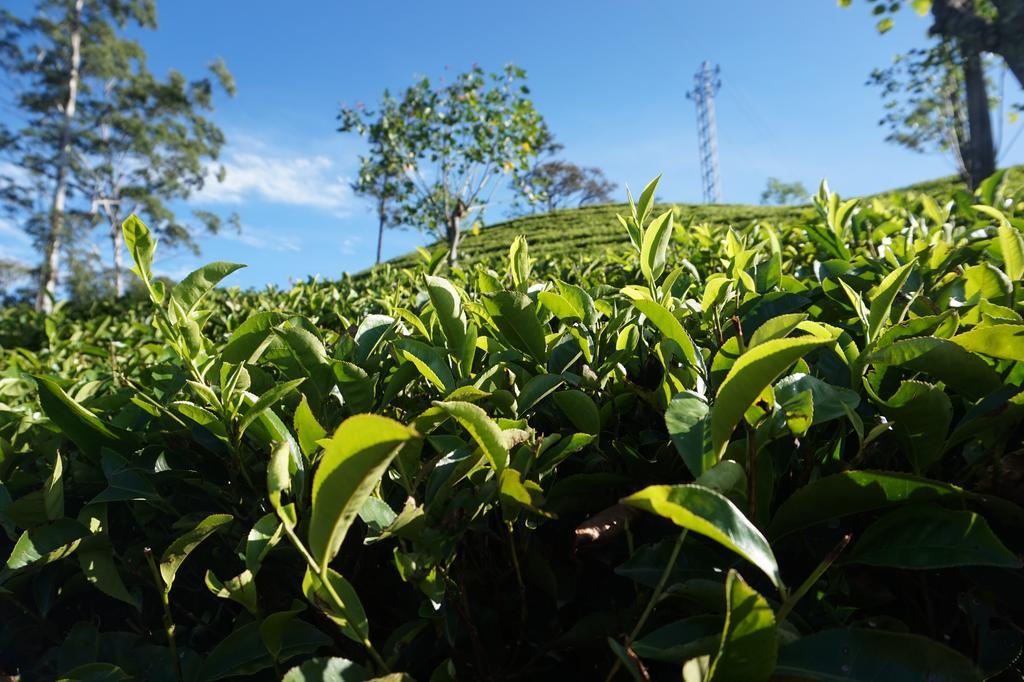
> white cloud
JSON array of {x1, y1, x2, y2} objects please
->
[
  {"x1": 220, "y1": 225, "x2": 301, "y2": 253},
  {"x1": 0, "y1": 217, "x2": 30, "y2": 244},
  {"x1": 196, "y1": 149, "x2": 354, "y2": 214},
  {"x1": 0, "y1": 244, "x2": 23, "y2": 261},
  {"x1": 340, "y1": 236, "x2": 361, "y2": 255},
  {"x1": 0, "y1": 218, "x2": 33, "y2": 265}
]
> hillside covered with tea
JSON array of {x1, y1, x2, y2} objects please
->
[{"x1": 2, "y1": 171, "x2": 1024, "y2": 680}]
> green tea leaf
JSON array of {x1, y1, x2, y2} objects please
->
[
  {"x1": 159, "y1": 513, "x2": 232, "y2": 593},
  {"x1": 712, "y1": 336, "x2": 835, "y2": 460},
  {"x1": 332, "y1": 361, "x2": 375, "y2": 413},
  {"x1": 354, "y1": 314, "x2": 396, "y2": 364},
  {"x1": 433, "y1": 400, "x2": 510, "y2": 471},
  {"x1": 635, "y1": 175, "x2": 660, "y2": 226},
  {"x1": 302, "y1": 566, "x2": 369, "y2": 644},
  {"x1": 509, "y1": 235, "x2": 531, "y2": 290},
  {"x1": 238, "y1": 378, "x2": 305, "y2": 436},
  {"x1": 873, "y1": 380, "x2": 952, "y2": 474},
  {"x1": 666, "y1": 391, "x2": 712, "y2": 476},
  {"x1": 283, "y1": 657, "x2": 371, "y2": 682},
  {"x1": 425, "y1": 274, "x2": 467, "y2": 350},
  {"x1": 538, "y1": 290, "x2": 579, "y2": 323},
  {"x1": 632, "y1": 616, "x2": 722, "y2": 664},
  {"x1": 776, "y1": 628, "x2": 984, "y2": 681},
  {"x1": 77, "y1": 504, "x2": 139, "y2": 609},
  {"x1": 395, "y1": 338, "x2": 455, "y2": 394},
  {"x1": 867, "y1": 261, "x2": 914, "y2": 342},
  {"x1": 293, "y1": 394, "x2": 327, "y2": 458},
  {"x1": 845, "y1": 505, "x2": 1020, "y2": 569},
  {"x1": 170, "y1": 262, "x2": 245, "y2": 316},
  {"x1": 640, "y1": 210, "x2": 674, "y2": 285},
  {"x1": 205, "y1": 568, "x2": 258, "y2": 614},
  {"x1": 3, "y1": 518, "x2": 89, "y2": 577},
  {"x1": 780, "y1": 387, "x2": 814, "y2": 437},
  {"x1": 201, "y1": 617, "x2": 331, "y2": 681},
  {"x1": 516, "y1": 373, "x2": 565, "y2": 416},
  {"x1": 260, "y1": 604, "x2": 305, "y2": 662},
  {"x1": 483, "y1": 290, "x2": 548, "y2": 363},
  {"x1": 268, "y1": 442, "x2": 297, "y2": 529},
  {"x1": 618, "y1": 213, "x2": 643, "y2": 252},
  {"x1": 998, "y1": 224, "x2": 1024, "y2": 280},
  {"x1": 245, "y1": 512, "x2": 283, "y2": 574},
  {"x1": 309, "y1": 415, "x2": 416, "y2": 568},
  {"x1": 748, "y1": 313, "x2": 808, "y2": 347},
  {"x1": 706, "y1": 569, "x2": 777, "y2": 681},
  {"x1": 222, "y1": 311, "x2": 286, "y2": 364},
  {"x1": 951, "y1": 324, "x2": 1024, "y2": 362},
  {"x1": 34, "y1": 376, "x2": 133, "y2": 456},
  {"x1": 43, "y1": 452, "x2": 63, "y2": 520},
  {"x1": 552, "y1": 389, "x2": 601, "y2": 436},
  {"x1": 632, "y1": 298, "x2": 699, "y2": 370},
  {"x1": 770, "y1": 470, "x2": 972, "y2": 538},
  {"x1": 623, "y1": 484, "x2": 783, "y2": 589},
  {"x1": 122, "y1": 215, "x2": 155, "y2": 283},
  {"x1": 862, "y1": 336, "x2": 1001, "y2": 400}
]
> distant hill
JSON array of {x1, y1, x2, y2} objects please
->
[{"x1": 382, "y1": 165, "x2": 1023, "y2": 269}]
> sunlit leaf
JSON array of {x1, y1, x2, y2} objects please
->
[
  {"x1": 623, "y1": 484, "x2": 783, "y2": 589},
  {"x1": 309, "y1": 415, "x2": 416, "y2": 568}
]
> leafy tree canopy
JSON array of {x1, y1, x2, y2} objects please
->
[{"x1": 339, "y1": 64, "x2": 553, "y2": 265}]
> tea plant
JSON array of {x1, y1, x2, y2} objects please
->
[{"x1": 1, "y1": 172, "x2": 1023, "y2": 680}]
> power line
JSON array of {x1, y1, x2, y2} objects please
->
[{"x1": 687, "y1": 61, "x2": 722, "y2": 204}]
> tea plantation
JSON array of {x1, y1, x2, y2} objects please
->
[{"x1": 2, "y1": 171, "x2": 1024, "y2": 681}]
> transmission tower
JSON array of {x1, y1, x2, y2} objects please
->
[{"x1": 687, "y1": 61, "x2": 722, "y2": 204}]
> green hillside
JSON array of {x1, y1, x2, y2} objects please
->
[
  {"x1": 2, "y1": 169, "x2": 1024, "y2": 679},
  {"x1": 386, "y1": 165, "x2": 1023, "y2": 269},
  {"x1": 387, "y1": 202, "x2": 809, "y2": 269}
]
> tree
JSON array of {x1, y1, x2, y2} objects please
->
[
  {"x1": 843, "y1": 0, "x2": 1024, "y2": 89},
  {"x1": 760, "y1": 177, "x2": 808, "y2": 205},
  {"x1": 3, "y1": 0, "x2": 98, "y2": 312},
  {"x1": 845, "y1": 1, "x2": 1004, "y2": 188},
  {"x1": 867, "y1": 40, "x2": 1013, "y2": 187},
  {"x1": 82, "y1": 57, "x2": 236, "y2": 296},
  {"x1": 339, "y1": 93, "x2": 413, "y2": 265},
  {"x1": 339, "y1": 65, "x2": 552, "y2": 266},
  {"x1": 0, "y1": 1, "x2": 234, "y2": 307},
  {"x1": 517, "y1": 159, "x2": 617, "y2": 214}
]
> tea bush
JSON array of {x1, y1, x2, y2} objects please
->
[{"x1": 1, "y1": 172, "x2": 1023, "y2": 681}]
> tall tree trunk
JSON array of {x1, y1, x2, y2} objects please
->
[
  {"x1": 375, "y1": 195, "x2": 385, "y2": 265},
  {"x1": 1001, "y1": 40, "x2": 1024, "y2": 89},
  {"x1": 446, "y1": 215, "x2": 461, "y2": 267},
  {"x1": 109, "y1": 209, "x2": 124, "y2": 297},
  {"x1": 36, "y1": 0, "x2": 84, "y2": 312},
  {"x1": 990, "y1": 0, "x2": 1024, "y2": 87},
  {"x1": 932, "y1": 0, "x2": 1024, "y2": 88},
  {"x1": 960, "y1": 40, "x2": 997, "y2": 189}
]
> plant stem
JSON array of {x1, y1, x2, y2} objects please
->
[
  {"x1": 227, "y1": 426, "x2": 256, "y2": 491},
  {"x1": 747, "y1": 424, "x2": 758, "y2": 520},
  {"x1": 775, "y1": 533, "x2": 852, "y2": 623},
  {"x1": 605, "y1": 530, "x2": 687, "y2": 681},
  {"x1": 625, "y1": 519, "x2": 640, "y2": 600},
  {"x1": 731, "y1": 314, "x2": 745, "y2": 353},
  {"x1": 280, "y1": 522, "x2": 390, "y2": 674},
  {"x1": 506, "y1": 522, "x2": 527, "y2": 625},
  {"x1": 144, "y1": 547, "x2": 183, "y2": 682}
]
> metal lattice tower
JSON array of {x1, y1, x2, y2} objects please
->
[{"x1": 686, "y1": 61, "x2": 722, "y2": 204}]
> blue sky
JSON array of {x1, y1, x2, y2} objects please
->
[{"x1": 4, "y1": 0, "x2": 1023, "y2": 289}]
